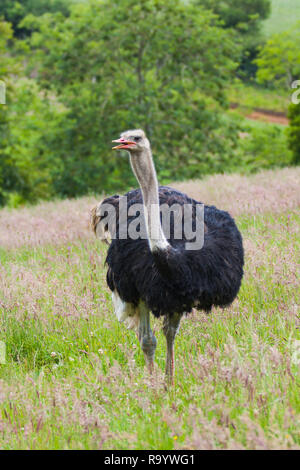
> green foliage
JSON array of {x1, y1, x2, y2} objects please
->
[
  {"x1": 199, "y1": 0, "x2": 271, "y2": 32},
  {"x1": 0, "y1": 20, "x2": 18, "y2": 206},
  {"x1": 0, "y1": 16, "x2": 67, "y2": 206},
  {"x1": 0, "y1": 0, "x2": 295, "y2": 207},
  {"x1": 236, "y1": 121, "x2": 293, "y2": 172},
  {"x1": 198, "y1": 0, "x2": 271, "y2": 78},
  {"x1": 256, "y1": 24, "x2": 300, "y2": 88},
  {"x1": 0, "y1": 0, "x2": 72, "y2": 37},
  {"x1": 19, "y1": 0, "x2": 240, "y2": 198},
  {"x1": 4, "y1": 79, "x2": 68, "y2": 204},
  {"x1": 228, "y1": 80, "x2": 288, "y2": 114},
  {"x1": 288, "y1": 102, "x2": 300, "y2": 165}
]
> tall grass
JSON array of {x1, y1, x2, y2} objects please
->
[
  {"x1": 0, "y1": 168, "x2": 299, "y2": 449},
  {"x1": 228, "y1": 82, "x2": 289, "y2": 114}
]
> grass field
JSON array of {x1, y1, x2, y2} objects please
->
[
  {"x1": 226, "y1": 1, "x2": 300, "y2": 119},
  {"x1": 228, "y1": 81, "x2": 289, "y2": 115},
  {"x1": 264, "y1": 0, "x2": 300, "y2": 36},
  {"x1": 0, "y1": 168, "x2": 299, "y2": 449}
]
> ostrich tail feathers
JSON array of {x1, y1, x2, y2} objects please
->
[
  {"x1": 90, "y1": 202, "x2": 110, "y2": 245},
  {"x1": 90, "y1": 205, "x2": 99, "y2": 234}
]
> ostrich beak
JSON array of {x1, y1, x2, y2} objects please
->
[{"x1": 112, "y1": 138, "x2": 137, "y2": 150}]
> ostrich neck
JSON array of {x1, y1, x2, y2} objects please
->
[{"x1": 130, "y1": 148, "x2": 169, "y2": 252}]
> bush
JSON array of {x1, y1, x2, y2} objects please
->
[
  {"x1": 236, "y1": 121, "x2": 293, "y2": 172},
  {"x1": 288, "y1": 102, "x2": 300, "y2": 165},
  {"x1": 256, "y1": 24, "x2": 300, "y2": 88},
  {"x1": 0, "y1": 0, "x2": 71, "y2": 37},
  {"x1": 198, "y1": 0, "x2": 271, "y2": 79}
]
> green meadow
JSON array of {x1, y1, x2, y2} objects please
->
[{"x1": 0, "y1": 168, "x2": 299, "y2": 450}]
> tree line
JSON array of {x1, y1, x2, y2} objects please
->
[{"x1": 0, "y1": 0, "x2": 299, "y2": 207}]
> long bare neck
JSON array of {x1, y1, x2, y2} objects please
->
[{"x1": 130, "y1": 148, "x2": 169, "y2": 252}]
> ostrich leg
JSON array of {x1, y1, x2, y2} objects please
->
[
  {"x1": 163, "y1": 312, "x2": 181, "y2": 384},
  {"x1": 138, "y1": 302, "x2": 157, "y2": 374}
]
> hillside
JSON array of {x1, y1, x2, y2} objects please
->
[{"x1": 264, "y1": 0, "x2": 300, "y2": 36}]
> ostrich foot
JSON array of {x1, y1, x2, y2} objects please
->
[{"x1": 141, "y1": 334, "x2": 157, "y2": 374}]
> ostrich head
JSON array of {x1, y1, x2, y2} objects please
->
[
  {"x1": 112, "y1": 129, "x2": 150, "y2": 153},
  {"x1": 112, "y1": 128, "x2": 170, "y2": 254}
]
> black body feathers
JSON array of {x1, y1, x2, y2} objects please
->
[{"x1": 104, "y1": 186, "x2": 244, "y2": 317}]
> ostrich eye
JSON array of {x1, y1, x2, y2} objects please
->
[{"x1": 134, "y1": 136, "x2": 141, "y2": 142}]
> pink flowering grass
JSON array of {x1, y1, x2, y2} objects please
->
[
  {"x1": 0, "y1": 167, "x2": 299, "y2": 449},
  {"x1": 0, "y1": 196, "x2": 96, "y2": 251},
  {"x1": 174, "y1": 167, "x2": 300, "y2": 218},
  {"x1": 0, "y1": 167, "x2": 299, "y2": 251}
]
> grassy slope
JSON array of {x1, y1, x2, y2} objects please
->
[
  {"x1": 264, "y1": 0, "x2": 300, "y2": 36},
  {"x1": 0, "y1": 168, "x2": 299, "y2": 450},
  {"x1": 228, "y1": 0, "x2": 300, "y2": 116},
  {"x1": 228, "y1": 82, "x2": 289, "y2": 115}
]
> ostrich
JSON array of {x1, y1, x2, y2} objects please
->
[{"x1": 91, "y1": 129, "x2": 244, "y2": 384}]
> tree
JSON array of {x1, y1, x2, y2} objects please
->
[
  {"x1": 0, "y1": 18, "x2": 64, "y2": 206},
  {"x1": 0, "y1": 19, "x2": 18, "y2": 206},
  {"x1": 288, "y1": 101, "x2": 300, "y2": 165},
  {"x1": 22, "y1": 0, "x2": 240, "y2": 198},
  {"x1": 198, "y1": 0, "x2": 271, "y2": 78},
  {"x1": 256, "y1": 24, "x2": 300, "y2": 88},
  {"x1": 198, "y1": 0, "x2": 271, "y2": 32},
  {"x1": 0, "y1": 0, "x2": 72, "y2": 37}
]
